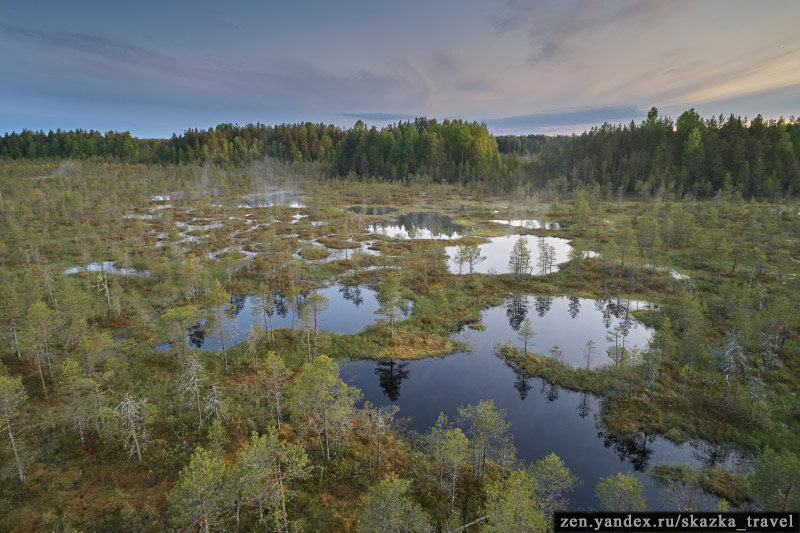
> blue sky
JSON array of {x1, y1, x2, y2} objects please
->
[{"x1": 2, "y1": 0, "x2": 799, "y2": 137}]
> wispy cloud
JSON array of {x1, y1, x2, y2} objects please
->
[
  {"x1": 486, "y1": 105, "x2": 644, "y2": 132},
  {"x1": 340, "y1": 112, "x2": 416, "y2": 122},
  {"x1": 0, "y1": 23, "x2": 209, "y2": 81}
]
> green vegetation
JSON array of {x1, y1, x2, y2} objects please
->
[
  {"x1": 3, "y1": 108, "x2": 799, "y2": 196},
  {"x1": 0, "y1": 109, "x2": 799, "y2": 530}
]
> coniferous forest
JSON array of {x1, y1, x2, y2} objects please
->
[
  {"x1": 2, "y1": 108, "x2": 799, "y2": 197},
  {"x1": 0, "y1": 108, "x2": 799, "y2": 531}
]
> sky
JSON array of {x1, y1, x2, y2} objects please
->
[{"x1": 2, "y1": 0, "x2": 799, "y2": 138}]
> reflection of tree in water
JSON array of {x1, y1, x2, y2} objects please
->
[
  {"x1": 395, "y1": 212, "x2": 466, "y2": 238},
  {"x1": 274, "y1": 294, "x2": 289, "y2": 318},
  {"x1": 537, "y1": 380, "x2": 560, "y2": 402},
  {"x1": 506, "y1": 293, "x2": 529, "y2": 331},
  {"x1": 577, "y1": 392, "x2": 591, "y2": 418},
  {"x1": 228, "y1": 294, "x2": 247, "y2": 318},
  {"x1": 660, "y1": 475, "x2": 710, "y2": 511},
  {"x1": 534, "y1": 296, "x2": 553, "y2": 317},
  {"x1": 546, "y1": 382, "x2": 559, "y2": 402},
  {"x1": 597, "y1": 427, "x2": 655, "y2": 471},
  {"x1": 595, "y1": 298, "x2": 613, "y2": 329},
  {"x1": 374, "y1": 360, "x2": 410, "y2": 402},
  {"x1": 339, "y1": 284, "x2": 364, "y2": 307},
  {"x1": 568, "y1": 296, "x2": 581, "y2": 319},
  {"x1": 188, "y1": 322, "x2": 206, "y2": 349},
  {"x1": 513, "y1": 368, "x2": 532, "y2": 400},
  {"x1": 691, "y1": 440, "x2": 733, "y2": 469}
]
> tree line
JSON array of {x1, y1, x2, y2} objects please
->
[{"x1": 4, "y1": 108, "x2": 796, "y2": 197}]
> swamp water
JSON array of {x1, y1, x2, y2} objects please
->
[
  {"x1": 185, "y1": 284, "x2": 409, "y2": 351},
  {"x1": 369, "y1": 212, "x2": 472, "y2": 240},
  {"x1": 185, "y1": 288, "x2": 738, "y2": 509},
  {"x1": 445, "y1": 235, "x2": 573, "y2": 274},
  {"x1": 338, "y1": 296, "x2": 744, "y2": 510}
]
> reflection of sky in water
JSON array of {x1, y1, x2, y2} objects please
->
[
  {"x1": 458, "y1": 296, "x2": 654, "y2": 368},
  {"x1": 490, "y1": 218, "x2": 560, "y2": 229},
  {"x1": 188, "y1": 284, "x2": 410, "y2": 350},
  {"x1": 370, "y1": 212, "x2": 472, "y2": 240},
  {"x1": 341, "y1": 339, "x2": 744, "y2": 510},
  {"x1": 446, "y1": 235, "x2": 572, "y2": 274},
  {"x1": 64, "y1": 261, "x2": 149, "y2": 277},
  {"x1": 213, "y1": 191, "x2": 306, "y2": 208},
  {"x1": 348, "y1": 206, "x2": 399, "y2": 215}
]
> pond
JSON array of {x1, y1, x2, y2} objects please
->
[
  {"x1": 185, "y1": 283, "x2": 410, "y2": 350},
  {"x1": 348, "y1": 206, "x2": 399, "y2": 215},
  {"x1": 490, "y1": 218, "x2": 561, "y2": 230},
  {"x1": 445, "y1": 235, "x2": 573, "y2": 274},
  {"x1": 211, "y1": 192, "x2": 306, "y2": 209},
  {"x1": 469, "y1": 296, "x2": 654, "y2": 368},
  {"x1": 339, "y1": 301, "x2": 743, "y2": 510},
  {"x1": 369, "y1": 212, "x2": 472, "y2": 240},
  {"x1": 64, "y1": 261, "x2": 150, "y2": 277}
]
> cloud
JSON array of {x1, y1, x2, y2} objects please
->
[
  {"x1": 340, "y1": 112, "x2": 416, "y2": 122},
  {"x1": 0, "y1": 23, "x2": 208, "y2": 81},
  {"x1": 486, "y1": 105, "x2": 644, "y2": 133},
  {"x1": 224, "y1": 62, "x2": 430, "y2": 112}
]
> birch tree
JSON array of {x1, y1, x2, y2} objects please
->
[
  {"x1": 110, "y1": 393, "x2": 152, "y2": 463},
  {"x1": 179, "y1": 353, "x2": 207, "y2": 429},
  {"x1": 715, "y1": 330, "x2": 747, "y2": 399},
  {"x1": 204, "y1": 384, "x2": 224, "y2": 424},
  {"x1": 0, "y1": 370, "x2": 27, "y2": 484},
  {"x1": 21, "y1": 300, "x2": 56, "y2": 395}
]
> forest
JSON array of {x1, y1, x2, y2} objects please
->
[
  {"x1": 2, "y1": 108, "x2": 799, "y2": 197},
  {"x1": 0, "y1": 109, "x2": 799, "y2": 531}
]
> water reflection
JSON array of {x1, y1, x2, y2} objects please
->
[
  {"x1": 370, "y1": 212, "x2": 472, "y2": 239},
  {"x1": 568, "y1": 296, "x2": 581, "y2": 319},
  {"x1": 513, "y1": 369, "x2": 532, "y2": 400},
  {"x1": 348, "y1": 206, "x2": 399, "y2": 215},
  {"x1": 534, "y1": 296, "x2": 553, "y2": 317},
  {"x1": 173, "y1": 284, "x2": 402, "y2": 351},
  {"x1": 339, "y1": 345, "x2": 729, "y2": 509},
  {"x1": 445, "y1": 235, "x2": 572, "y2": 274},
  {"x1": 577, "y1": 392, "x2": 591, "y2": 418},
  {"x1": 339, "y1": 284, "x2": 364, "y2": 307},
  {"x1": 188, "y1": 322, "x2": 206, "y2": 349},
  {"x1": 506, "y1": 293, "x2": 529, "y2": 331},
  {"x1": 493, "y1": 296, "x2": 653, "y2": 367},
  {"x1": 374, "y1": 360, "x2": 411, "y2": 402},
  {"x1": 598, "y1": 426, "x2": 656, "y2": 472}
]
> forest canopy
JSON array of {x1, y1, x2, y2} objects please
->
[{"x1": 2, "y1": 108, "x2": 798, "y2": 197}]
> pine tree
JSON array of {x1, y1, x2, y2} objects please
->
[
  {"x1": 168, "y1": 447, "x2": 230, "y2": 532},
  {"x1": 508, "y1": 236, "x2": 531, "y2": 281}
]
